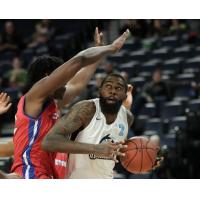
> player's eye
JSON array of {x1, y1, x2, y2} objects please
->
[
  {"x1": 116, "y1": 87, "x2": 122, "y2": 91},
  {"x1": 105, "y1": 84, "x2": 112, "y2": 89}
]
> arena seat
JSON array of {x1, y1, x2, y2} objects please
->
[
  {"x1": 161, "y1": 101, "x2": 183, "y2": 120},
  {"x1": 188, "y1": 99, "x2": 200, "y2": 112},
  {"x1": 145, "y1": 118, "x2": 163, "y2": 135}
]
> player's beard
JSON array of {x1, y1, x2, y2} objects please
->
[{"x1": 99, "y1": 95, "x2": 122, "y2": 114}]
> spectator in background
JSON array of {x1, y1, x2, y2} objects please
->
[
  {"x1": 35, "y1": 19, "x2": 57, "y2": 40},
  {"x1": 27, "y1": 29, "x2": 49, "y2": 48},
  {"x1": 133, "y1": 68, "x2": 172, "y2": 116},
  {"x1": 169, "y1": 19, "x2": 187, "y2": 36},
  {"x1": 5, "y1": 57, "x2": 27, "y2": 89},
  {"x1": 150, "y1": 20, "x2": 166, "y2": 37},
  {"x1": 0, "y1": 21, "x2": 23, "y2": 53}
]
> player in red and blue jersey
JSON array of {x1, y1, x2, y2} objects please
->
[{"x1": 9, "y1": 28, "x2": 130, "y2": 179}]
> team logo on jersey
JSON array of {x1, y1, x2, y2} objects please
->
[
  {"x1": 89, "y1": 134, "x2": 115, "y2": 160},
  {"x1": 118, "y1": 124, "x2": 125, "y2": 136}
]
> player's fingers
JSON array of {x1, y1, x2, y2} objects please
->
[
  {"x1": 100, "y1": 32, "x2": 103, "y2": 41},
  {"x1": 127, "y1": 84, "x2": 133, "y2": 92},
  {"x1": 117, "y1": 143, "x2": 128, "y2": 149},
  {"x1": 5, "y1": 94, "x2": 11, "y2": 104},
  {"x1": 95, "y1": 27, "x2": 99, "y2": 35},
  {"x1": 116, "y1": 151, "x2": 125, "y2": 157},
  {"x1": 5, "y1": 103, "x2": 12, "y2": 111},
  {"x1": 1, "y1": 93, "x2": 7, "y2": 102},
  {"x1": 0, "y1": 92, "x2": 4, "y2": 99}
]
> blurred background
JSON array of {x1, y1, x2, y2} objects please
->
[{"x1": 0, "y1": 19, "x2": 200, "y2": 178}]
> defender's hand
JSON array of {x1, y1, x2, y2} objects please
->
[
  {"x1": 111, "y1": 29, "x2": 130, "y2": 52},
  {"x1": 0, "y1": 92, "x2": 12, "y2": 115},
  {"x1": 123, "y1": 84, "x2": 133, "y2": 110},
  {"x1": 94, "y1": 27, "x2": 104, "y2": 46}
]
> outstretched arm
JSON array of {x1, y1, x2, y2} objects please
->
[
  {"x1": 42, "y1": 100, "x2": 126, "y2": 158},
  {"x1": 60, "y1": 27, "x2": 104, "y2": 106},
  {"x1": 26, "y1": 29, "x2": 129, "y2": 117}
]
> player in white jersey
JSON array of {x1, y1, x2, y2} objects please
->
[{"x1": 42, "y1": 73, "x2": 134, "y2": 178}]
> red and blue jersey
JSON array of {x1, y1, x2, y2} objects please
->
[
  {"x1": 11, "y1": 95, "x2": 62, "y2": 179},
  {"x1": 54, "y1": 153, "x2": 68, "y2": 179}
]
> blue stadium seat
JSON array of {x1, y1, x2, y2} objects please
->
[
  {"x1": 160, "y1": 133, "x2": 176, "y2": 148},
  {"x1": 151, "y1": 46, "x2": 171, "y2": 60},
  {"x1": 161, "y1": 36, "x2": 179, "y2": 48},
  {"x1": 129, "y1": 49, "x2": 149, "y2": 62},
  {"x1": 169, "y1": 116, "x2": 187, "y2": 131},
  {"x1": 130, "y1": 77, "x2": 146, "y2": 90},
  {"x1": 119, "y1": 61, "x2": 139, "y2": 76},
  {"x1": 141, "y1": 58, "x2": 162, "y2": 73},
  {"x1": 174, "y1": 84, "x2": 193, "y2": 98},
  {"x1": 140, "y1": 103, "x2": 156, "y2": 117},
  {"x1": 188, "y1": 99, "x2": 200, "y2": 112},
  {"x1": 145, "y1": 118, "x2": 163, "y2": 135},
  {"x1": 186, "y1": 56, "x2": 200, "y2": 69},
  {"x1": 173, "y1": 45, "x2": 193, "y2": 58},
  {"x1": 163, "y1": 57, "x2": 184, "y2": 72},
  {"x1": 161, "y1": 101, "x2": 183, "y2": 120},
  {"x1": 176, "y1": 73, "x2": 195, "y2": 82}
]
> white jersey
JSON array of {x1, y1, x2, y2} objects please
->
[{"x1": 68, "y1": 98, "x2": 129, "y2": 179}]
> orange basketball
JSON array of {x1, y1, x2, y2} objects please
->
[{"x1": 120, "y1": 136, "x2": 160, "y2": 174}]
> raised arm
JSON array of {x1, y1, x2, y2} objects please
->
[
  {"x1": 42, "y1": 100, "x2": 126, "y2": 158},
  {"x1": 60, "y1": 27, "x2": 104, "y2": 106},
  {"x1": 26, "y1": 29, "x2": 129, "y2": 117},
  {"x1": 28, "y1": 30, "x2": 129, "y2": 101}
]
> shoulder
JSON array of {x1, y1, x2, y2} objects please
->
[
  {"x1": 65, "y1": 100, "x2": 96, "y2": 127},
  {"x1": 72, "y1": 100, "x2": 96, "y2": 113},
  {"x1": 126, "y1": 109, "x2": 134, "y2": 128}
]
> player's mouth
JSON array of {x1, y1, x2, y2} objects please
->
[{"x1": 106, "y1": 96, "x2": 117, "y2": 104}]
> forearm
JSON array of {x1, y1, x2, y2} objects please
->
[
  {"x1": 42, "y1": 134, "x2": 96, "y2": 154},
  {"x1": 61, "y1": 60, "x2": 100, "y2": 105},
  {"x1": 36, "y1": 45, "x2": 115, "y2": 98},
  {"x1": 77, "y1": 45, "x2": 115, "y2": 67}
]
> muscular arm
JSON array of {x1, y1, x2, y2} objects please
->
[
  {"x1": 59, "y1": 28, "x2": 104, "y2": 107},
  {"x1": 59, "y1": 61, "x2": 100, "y2": 107},
  {"x1": 41, "y1": 100, "x2": 98, "y2": 154},
  {"x1": 26, "y1": 30, "x2": 129, "y2": 117}
]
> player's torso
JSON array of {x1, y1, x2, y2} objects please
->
[
  {"x1": 12, "y1": 96, "x2": 59, "y2": 178},
  {"x1": 68, "y1": 98, "x2": 128, "y2": 179}
]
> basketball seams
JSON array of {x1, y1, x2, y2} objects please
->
[
  {"x1": 125, "y1": 149, "x2": 138, "y2": 169},
  {"x1": 145, "y1": 139, "x2": 154, "y2": 168}
]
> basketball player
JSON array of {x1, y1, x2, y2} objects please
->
[
  {"x1": 8, "y1": 28, "x2": 130, "y2": 179},
  {"x1": 0, "y1": 83, "x2": 133, "y2": 179},
  {"x1": 42, "y1": 73, "x2": 134, "y2": 178}
]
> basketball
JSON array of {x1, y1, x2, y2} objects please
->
[{"x1": 120, "y1": 136, "x2": 160, "y2": 174}]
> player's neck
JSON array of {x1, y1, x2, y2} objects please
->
[{"x1": 103, "y1": 112, "x2": 118, "y2": 125}]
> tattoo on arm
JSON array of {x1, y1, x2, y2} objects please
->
[{"x1": 42, "y1": 100, "x2": 96, "y2": 153}]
